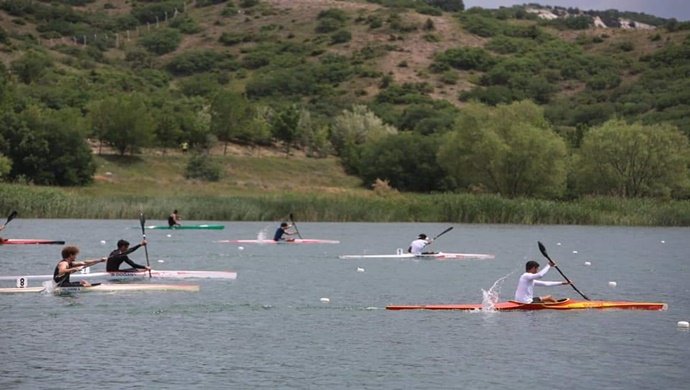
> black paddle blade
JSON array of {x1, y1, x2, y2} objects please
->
[
  {"x1": 433, "y1": 227, "x2": 453, "y2": 240},
  {"x1": 5, "y1": 210, "x2": 17, "y2": 225},
  {"x1": 537, "y1": 241, "x2": 551, "y2": 261},
  {"x1": 139, "y1": 212, "x2": 146, "y2": 232}
]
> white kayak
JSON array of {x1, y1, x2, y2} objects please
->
[
  {"x1": 0, "y1": 270, "x2": 237, "y2": 283},
  {"x1": 339, "y1": 251, "x2": 495, "y2": 260},
  {"x1": 218, "y1": 239, "x2": 340, "y2": 244},
  {"x1": 0, "y1": 283, "x2": 200, "y2": 294}
]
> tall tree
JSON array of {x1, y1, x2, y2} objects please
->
[
  {"x1": 271, "y1": 105, "x2": 301, "y2": 156},
  {"x1": 438, "y1": 101, "x2": 567, "y2": 198},
  {"x1": 210, "y1": 90, "x2": 252, "y2": 154},
  {"x1": 88, "y1": 93, "x2": 154, "y2": 156},
  {"x1": 0, "y1": 106, "x2": 94, "y2": 185},
  {"x1": 575, "y1": 119, "x2": 690, "y2": 198}
]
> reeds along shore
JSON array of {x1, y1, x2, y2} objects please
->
[{"x1": 2, "y1": 184, "x2": 690, "y2": 226}]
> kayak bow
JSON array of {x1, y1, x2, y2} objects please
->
[
  {"x1": 2, "y1": 239, "x2": 66, "y2": 245},
  {"x1": 386, "y1": 299, "x2": 667, "y2": 311}
]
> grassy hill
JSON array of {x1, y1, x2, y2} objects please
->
[
  {"x1": 2, "y1": 0, "x2": 690, "y2": 225},
  {"x1": 82, "y1": 146, "x2": 363, "y2": 198}
]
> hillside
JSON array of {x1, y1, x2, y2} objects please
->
[
  {"x1": 1, "y1": 0, "x2": 690, "y2": 201},
  {"x1": 1, "y1": 1, "x2": 685, "y2": 114}
]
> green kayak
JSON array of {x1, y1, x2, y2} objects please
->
[{"x1": 143, "y1": 224, "x2": 225, "y2": 230}]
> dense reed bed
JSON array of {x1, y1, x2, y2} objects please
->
[{"x1": 2, "y1": 184, "x2": 689, "y2": 226}]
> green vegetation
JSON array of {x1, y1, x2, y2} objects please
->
[{"x1": 1, "y1": 0, "x2": 690, "y2": 226}]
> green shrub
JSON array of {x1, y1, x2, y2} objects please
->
[
  {"x1": 185, "y1": 153, "x2": 222, "y2": 181},
  {"x1": 139, "y1": 28, "x2": 181, "y2": 55},
  {"x1": 330, "y1": 30, "x2": 352, "y2": 44}
]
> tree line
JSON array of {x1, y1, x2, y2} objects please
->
[{"x1": 1, "y1": 0, "x2": 689, "y2": 200}]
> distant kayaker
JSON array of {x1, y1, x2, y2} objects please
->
[
  {"x1": 514, "y1": 260, "x2": 570, "y2": 304},
  {"x1": 53, "y1": 246, "x2": 106, "y2": 287},
  {"x1": 408, "y1": 233, "x2": 433, "y2": 255},
  {"x1": 273, "y1": 222, "x2": 296, "y2": 242},
  {"x1": 168, "y1": 210, "x2": 182, "y2": 227},
  {"x1": 106, "y1": 239, "x2": 150, "y2": 272}
]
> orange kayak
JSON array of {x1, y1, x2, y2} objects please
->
[{"x1": 386, "y1": 298, "x2": 667, "y2": 311}]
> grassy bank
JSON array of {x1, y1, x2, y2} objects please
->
[{"x1": 1, "y1": 153, "x2": 689, "y2": 226}]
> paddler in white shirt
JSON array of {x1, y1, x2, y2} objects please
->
[
  {"x1": 514, "y1": 260, "x2": 570, "y2": 303},
  {"x1": 408, "y1": 233, "x2": 433, "y2": 255}
]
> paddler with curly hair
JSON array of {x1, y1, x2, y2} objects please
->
[{"x1": 53, "y1": 246, "x2": 106, "y2": 287}]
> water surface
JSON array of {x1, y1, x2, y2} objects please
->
[{"x1": 1, "y1": 220, "x2": 688, "y2": 389}]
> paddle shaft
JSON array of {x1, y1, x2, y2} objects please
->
[
  {"x1": 538, "y1": 241, "x2": 590, "y2": 300},
  {"x1": 289, "y1": 213, "x2": 303, "y2": 239},
  {"x1": 139, "y1": 213, "x2": 152, "y2": 278},
  {"x1": 432, "y1": 227, "x2": 453, "y2": 241}
]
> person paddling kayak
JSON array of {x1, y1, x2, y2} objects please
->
[
  {"x1": 54, "y1": 246, "x2": 106, "y2": 287},
  {"x1": 408, "y1": 234, "x2": 433, "y2": 255},
  {"x1": 168, "y1": 210, "x2": 182, "y2": 227},
  {"x1": 514, "y1": 260, "x2": 570, "y2": 303},
  {"x1": 273, "y1": 222, "x2": 296, "y2": 242},
  {"x1": 106, "y1": 239, "x2": 150, "y2": 272}
]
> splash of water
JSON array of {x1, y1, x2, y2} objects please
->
[
  {"x1": 42, "y1": 280, "x2": 56, "y2": 295},
  {"x1": 480, "y1": 272, "x2": 513, "y2": 312},
  {"x1": 257, "y1": 228, "x2": 269, "y2": 241}
]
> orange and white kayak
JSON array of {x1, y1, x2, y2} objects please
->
[{"x1": 386, "y1": 298, "x2": 667, "y2": 311}]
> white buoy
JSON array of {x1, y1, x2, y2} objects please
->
[
  {"x1": 238, "y1": 246, "x2": 244, "y2": 251},
  {"x1": 677, "y1": 321, "x2": 689, "y2": 329},
  {"x1": 157, "y1": 259, "x2": 165, "y2": 263},
  {"x1": 320, "y1": 297, "x2": 330, "y2": 303},
  {"x1": 166, "y1": 234, "x2": 172, "y2": 238},
  {"x1": 557, "y1": 242, "x2": 561, "y2": 246},
  {"x1": 572, "y1": 250, "x2": 578, "y2": 254},
  {"x1": 661, "y1": 240, "x2": 666, "y2": 244},
  {"x1": 584, "y1": 261, "x2": 591, "y2": 266},
  {"x1": 356, "y1": 267, "x2": 365, "y2": 272},
  {"x1": 100, "y1": 240, "x2": 106, "y2": 244},
  {"x1": 608, "y1": 281, "x2": 617, "y2": 287}
]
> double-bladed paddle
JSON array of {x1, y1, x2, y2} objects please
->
[
  {"x1": 288, "y1": 213, "x2": 303, "y2": 239},
  {"x1": 538, "y1": 241, "x2": 590, "y2": 301},
  {"x1": 139, "y1": 212, "x2": 152, "y2": 278}
]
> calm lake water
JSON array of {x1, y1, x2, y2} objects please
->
[{"x1": 1, "y1": 220, "x2": 689, "y2": 389}]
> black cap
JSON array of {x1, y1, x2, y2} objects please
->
[{"x1": 418, "y1": 234, "x2": 427, "y2": 239}]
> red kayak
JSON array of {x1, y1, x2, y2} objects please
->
[
  {"x1": 1, "y1": 239, "x2": 66, "y2": 245},
  {"x1": 386, "y1": 298, "x2": 667, "y2": 311}
]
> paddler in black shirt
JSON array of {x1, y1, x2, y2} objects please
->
[
  {"x1": 53, "y1": 246, "x2": 106, "y2": 287},
  {"x1": 106, "y1": 239, "x2": 150, "y2": 272}
]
